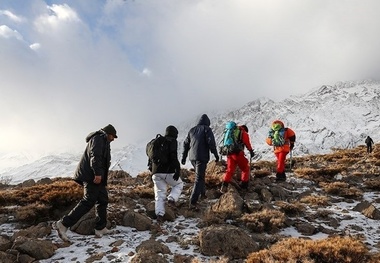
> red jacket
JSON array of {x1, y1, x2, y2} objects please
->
[
  {"x1": 266, "y1": 120, "x2": 296, "y2": 154},
  {"x1": 239, "y1": 126, "x2": 253, "y2": 152}
]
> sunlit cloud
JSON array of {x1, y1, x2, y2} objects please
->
[
  {"x1": 0, "y1": 25, "x2": 23, "y2": 40},
  {"x1": 0, "y1": 9, "x2": 26, "y2": 23}
]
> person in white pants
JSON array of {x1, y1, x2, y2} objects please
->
[
  {"x1": 149, "y1": 125, "x2": 183, "y2": 222},
  {"x1": 152, "y1": 173, "x2": 183, "y2": 218}
]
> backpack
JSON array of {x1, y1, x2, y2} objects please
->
[
  {"x1": 269, "y1": 127, "x2": 287, "y2": 147},
  {"x1": 146, "y1": 134, "x2": 170, "y2": 165},
  {"x1": 219, "y1": 121, "x2": 244, "y2": 155}
]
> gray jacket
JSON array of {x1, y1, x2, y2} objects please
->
[{"x1": 182, "y1": 114, "x2": 219, "y2": 162}]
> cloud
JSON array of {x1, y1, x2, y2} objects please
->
[
  {"x1": 0, "y1": 0, "x2": 380, "y2": 154},
  {"x1": 0, "y1": 24, "x2": 23, "y2": 40},
  {"x1": 0, "y1": 9, "x2": 25, "y2": 23}
]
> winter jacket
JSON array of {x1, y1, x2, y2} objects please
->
[
  {"x1": 151, "y1": 125, "x2": 181, "y2": 175},
  {"x1": 182, "y1": 114, "x2": 218, "y2": 162},
  {"x1": 365, "y1": 136, "x2": 374, "y2": 145},
  {"x1": 266, "y1": 120, "x2": 296, "y2": 154},
  {"x1": 237, "y1": 126, "x2": 253, "y2": 152},
  {"x1": 73, "y1": 130, "x2": 111, "y2": 185}
]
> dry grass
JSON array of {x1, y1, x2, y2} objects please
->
[
  {"x1": 246, "y1": 236, "x2": 370, "y2": 263},
  {"x1": 294, "y1": 166, "x2": 345, "y2": 182},
  {"x1": 300, "y1": 195, "x2": 330, "y2": 207},
  {"x1": 320, "y1": 182, "x2": 363, "y2": 199},
  {"x1": 0, "y1": 179, "x2": 82, "y2": 206},
  {"x1": 364, "y1": 178, "x2": 380, "y2": 190},
  {"x1": 240, "y1": 209, "x2": 286, "y2": 233},
  {"x1": 274, "y1": 201, "x2": 306, "y2": 216}
]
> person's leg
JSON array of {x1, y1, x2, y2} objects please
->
[
  {"x1": 275, "y1": 152, "x2": 287, "y2": 181},
  {"x1": 166, "y1": 174, "x2": 184, "y2": 203},
  {"x1": 190, "y1": 161, "x2": 207, "y2": 205},
  {"x1": 152, "y1": 173, "x2": 167, "y2": 217},
  {"x1": 95, "y1": 185, "x2": 108, "y2": 230},
  {"x1": 236, "y1": 152, "x2": 250, "y2": 184},
  {"x1": 223, "y1": 155, "x2": 237, "y2": 183},
  {"x1": 62, "y1": 182, "x2": 99, "y2": 228}
]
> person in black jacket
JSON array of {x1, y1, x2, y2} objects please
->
[
  {"x1": 181, "y1": 114, "x2": 219, "y2": 210},
  {"x1": 151, "y1": 125, "x2": 183, "y2": 223},
  {"x1": 54, "y1": 124, "x2": 117, "y2": 242},
  {"x1": 365, "y1": 136, "x2": 374, "y2": 154}
]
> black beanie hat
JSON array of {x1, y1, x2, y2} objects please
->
[
  {"x1": 102, "y1": 124, "x2": 118, "y2": 138},
  {"x1": 165, "y1": 125, "x2": 178, "y2": 139}
]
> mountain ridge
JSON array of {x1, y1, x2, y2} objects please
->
[{"x1": 1, "y1": 79, "x2": 379, "y2": 184}]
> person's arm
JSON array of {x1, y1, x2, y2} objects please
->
[
  {"x1": 89, "y1": 134, "x2": 107, "y2": 183},
  {"x1": 181, "y1": 133, "x2": 190, "y2": 164}
]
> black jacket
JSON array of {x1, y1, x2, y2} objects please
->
[
  {"x1": 182, "y1": 114, "x2": 218, "y2": 162},
  {"x1": 151, "y1": 126, "x2": 181, "y2": 175},
  {"x1": 73, "y1": 130, "x2": 111, "y2": 185}
]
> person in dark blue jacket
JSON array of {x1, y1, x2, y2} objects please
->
[
  {"x1": 181, "y1": 114, "x2": 219, "y2": 210},
  {"x1": 54, "y1": 124, "x2": 117, "y2": 242}
]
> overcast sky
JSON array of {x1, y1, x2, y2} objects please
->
[{"x1": 1, "y1": 0, "x2": 380, "y2": 154}]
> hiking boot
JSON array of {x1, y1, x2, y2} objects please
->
[
  {"x1": 240, "y1": 181, "x2": 249, "y2": 189},
  {"x1": 167, "y1": 197, "x2": 176, "y2": 208},
  {"x1": 95, "y1": 227, "x2": 111, "y2": 238},
  {"x1": 220, "y1": 182, "x2": 228, "y2": 193},
  {"x1": 54, "y1": 220, "x2": 69, "y2": 242},
  {"x1": 275, "y1": 172, "x2": 286, "y2": 182},
  {"x1": 200, "y1": 193, "x2": 207, "y2": 200},
  {"x1": 156, "y1": 215, "x2": 165, "y2": 223},
  {"x1": 189, "y1": 203, "x2": 199, "y2": 211}
]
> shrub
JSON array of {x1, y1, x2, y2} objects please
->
[
  {"x1": 300, "y1": 195, "x2": 330, "y2": 207},
  {"x1": 246, "y1": 236, "x2": 370, "y2": 263},
  {"x1": 320, "y1": 182, "x2": 362, "y2": 199},
  {"x1": 240, "y1": 209, "x2": 286, "y2": 233}
]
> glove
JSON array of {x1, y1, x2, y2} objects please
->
[
  {"x1": 249, "y1": 150, "x2": 255, "y2": 159},
  {"x1": 181, "y1": 158, "x2": 186, "y2": 165},
  {"x1": 290, "y1": 143, "x2": 294, "y2": 150},
  {"x1": 173, "y1": 171, "x2": 180, "y2": 181},
  {"x1": 214, "y1": 154, "x2": 219, "y2": 162}
]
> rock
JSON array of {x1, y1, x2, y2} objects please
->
[
  {"x1": 15, "y1": 238, "x2": 56, "y2": 260},
  {"x1": 211, "y1": 190, "x2": 244, "y2": 217},
  {"x1": 199, "y1": 225, "x2": 259, "y2": 259},
  {"x1": 122, "y1": 210, "x2": 152, "y2": 231}
]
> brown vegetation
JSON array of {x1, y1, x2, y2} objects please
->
[{"x1": 1, "y1": 143, "x2": 380, "y2": 262}]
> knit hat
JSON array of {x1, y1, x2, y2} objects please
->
[{"x1": 101, "y1": 124, "x2": 118, "y2": 138}]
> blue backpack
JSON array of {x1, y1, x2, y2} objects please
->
[{"x1": 219, "y1": 121, "x2": 243, "y2": 155}]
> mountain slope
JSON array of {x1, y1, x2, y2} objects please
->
[{"x1": 1, "y1": 79, "x2": 379, "y2": 184}]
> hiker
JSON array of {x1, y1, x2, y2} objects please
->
[
  {"x1": 181, "y1": 114, "x2": 219, "y2": 210},
  {"x1": 55, "y1": 124, "x2": 118, "y2": 242},
  {"x1": 150, "y1": 125, "x2": 183, "y2": 223},
  {"x1": 266, "y1": 120, "x2": 296, "y2": 182},
  {"x1": 220, "y1": 124, "x2": 254, "y2": 193},
  {"x1": 365, "y1": 136, "x2": 374, "y2": 154}
]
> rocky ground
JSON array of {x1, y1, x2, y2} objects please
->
[{"x1": 1, "y1": 144, "x2": 380, "y2": 262}]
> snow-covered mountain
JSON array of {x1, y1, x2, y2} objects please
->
[{"x1": 1, "y1": 79, "x2": 379, "y2": 185}]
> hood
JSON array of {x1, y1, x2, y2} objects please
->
[
  {"x1": 85, "y1": 130, "x2": 104, "y2": 142},
  {"x1": 165, "y1": 125, "x2": 178, "y2": 139},
  {"x1": 197, "y1": 114, "x2": 211, "y2": 126}
]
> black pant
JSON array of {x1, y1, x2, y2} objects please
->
[
  {"x1": 190, "y1": 160, "x2": 207, "y2": 205},
  {"x1": 62, "y1": 182, "x2": 108, "y2": 230},
  {"x1": 367, "y1": 144, "x2": 373, "y2": 153}
]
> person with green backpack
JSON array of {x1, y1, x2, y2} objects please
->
[
  {"x1": 220, "y1": 122, "x2": 254, "y2": 193},
  {"x1": 266, "y1": 120, "x2": 296, "y2": 182}
]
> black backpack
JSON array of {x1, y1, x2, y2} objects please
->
[{"x1": 146, "y1": 134, "x2": 170, "y2": 165}]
